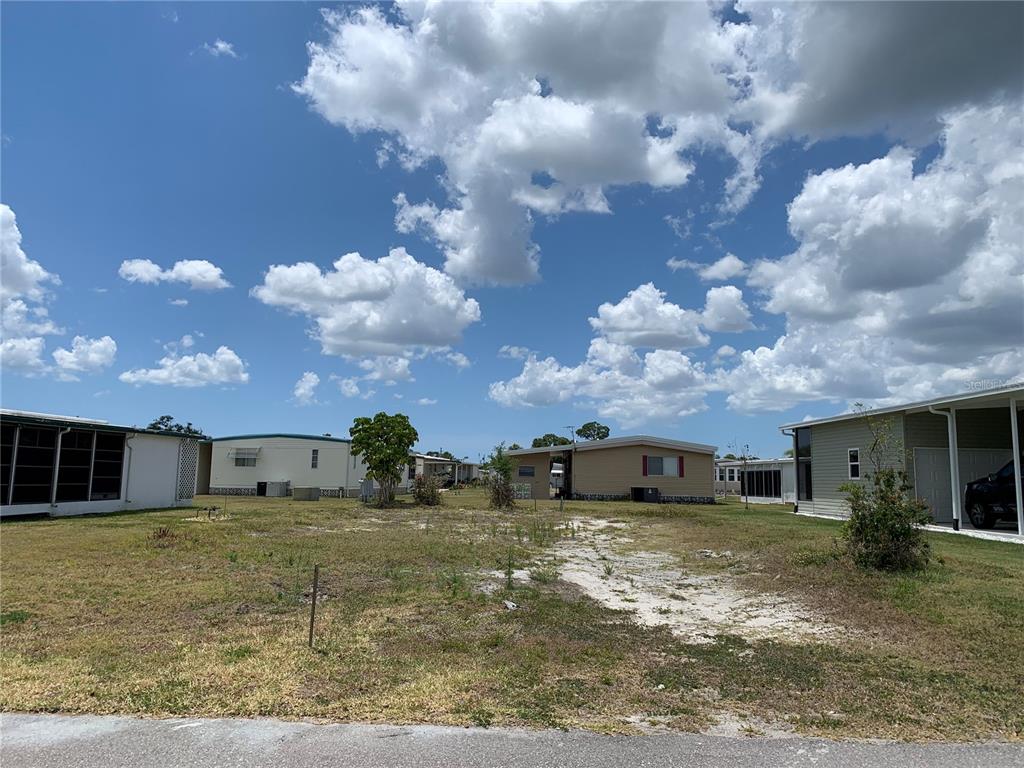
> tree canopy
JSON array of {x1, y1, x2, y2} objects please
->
[
  {"x1": 350, "y1": 412, "x2": 418, "y2": 506},
  {"x1": 575, "y1": 421, "x2": 610, "y2": 441},
  {"x1": 426, "y1": 450, "x2": 457, "y2": 460},
  {"x1": 146, "y1": 415, "x2": 206, "y2": 437},
  {"x1": 531, "y1": 433, "x2": 572, "y2": 448}
]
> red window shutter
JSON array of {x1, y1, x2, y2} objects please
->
[
  {"x1": 678, "y1": 456, "x2": 685, "y2": 477},
  {"x1": 642, "y1": 454, "x2": 648, "y2": 477}
]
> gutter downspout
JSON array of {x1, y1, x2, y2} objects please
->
[
  {"x1": 50, "y1": 427, "x2": 71, "y2": 508},
  {"x1": 124, "y1": 434, "x2": 135, "y2": 504},
  {"x1": 344, "y1": 444, "x2": 351, "y2": 499},
  {"x1": 1009, "y1": 398, "x2": 1023, "y2": 538},
  {"x1": 781, "y1": 429, "x2": 796, "y2": 513},
  {"x1": 929, "y1": 406, "x2": 961, "y2": 530}
]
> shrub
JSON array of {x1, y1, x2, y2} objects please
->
[
  {"x1": 841, "y1": 467, "x2": 931, "y2": 571},
  {"x1": 412, "y1": 474, "x2": 442, "y2": 506},
  {"x1": 486, "y1": 442, "x2": 516, "y2": 511}
]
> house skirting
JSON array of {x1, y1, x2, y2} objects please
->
[
  {"x1": 572, "y1": 492, "x2": 715, "y2": 504},
  {"x1": 208, "y1": 486, "x2": 256, "y2": 496}
]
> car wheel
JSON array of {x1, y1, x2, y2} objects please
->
[{"x1": 967, "y1": 502, "x2": 995, "y2": 529}]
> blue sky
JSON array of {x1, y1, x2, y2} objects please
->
[{"x1": 2, "y1": 2, "x2": 1021, "y2": 462}]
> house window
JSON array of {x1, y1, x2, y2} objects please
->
[
  {"x1": 234, "y1": 457, "x2": 256, "y2": 467},
  {"x1": 848, "y1": 448, "x2": 860, "y2": 479},
  {"x1": 727, "y1": 468, "x2": 737, "y2": 482},
  {"x1": 311, "y1": 449, "x2": 319, "y2": 469},
  {"x1": 643, "y1": 455, "x2": 683, "y2": 477},
  {"x1": 796, "y1": 427, "x2": 813, "y2": 501},
  {"x1": 518, "y1": 466, "x2": 535, "y2": 477},
  {"x1": 717, "y1": 468, "x2": 725, "y2": 481}
]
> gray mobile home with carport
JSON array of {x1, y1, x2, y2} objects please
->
[{"x1": 779, "y1": 385, "x2": 1023, "y2": 538}]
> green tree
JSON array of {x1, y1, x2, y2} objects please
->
[
  {"x1": 576, "y1": 421, "x2": 610, "y2": 441},
  {"x1": 531, "y1": 433, "x2": 572, "y2": 448},
  {"x1": 350, "y1": 412, "x2": 418, "y2": 506},
  {"x1": 783, "y1": 447, "x2": 794, "y2": 458},
  {"x1": 508, "y1": 443, "x2": 523, "y2": 451},
  {"x1": 147, "y1": 415, "x2": 206, "y2": 437}
]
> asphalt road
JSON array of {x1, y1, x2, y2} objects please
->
[{"x1": 2, "y1": 713, "x2": 1021, "y2": 768}]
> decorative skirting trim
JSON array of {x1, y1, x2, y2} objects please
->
[
  {"x1": 570, "y1": 493, "x2": 715, "y2": 504},
  {"x1": 208, "y1": 487, "x2": 256, "y2": 496}
]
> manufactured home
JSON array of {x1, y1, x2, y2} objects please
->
[
  {"x1": 1, "y1": 409, "x2": 199, "y2": 517},
  {"x1": 203, "y1": 433, "x2": 397, "y2": 497},
  {"x1": 779, "y1": 385, "x2": 1023, "y2": 537},
  {"x1": 508, "y1": 435, "x2": 716, "y2": 503},
  {"x1": 716, "y1": 457, "x2": 795, "y2": 504}
]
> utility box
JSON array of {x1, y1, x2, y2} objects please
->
[
  {"x1": 631, "y1": 487, "x2": 661, "y2": 503},
  {"x1": 292, "y1": 486, "x2": 321, "y2": 501},
  {"x1": 266, "y1": 481, "x2": 290, "y2": 498}
]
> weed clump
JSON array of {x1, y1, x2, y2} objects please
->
[{"x1": 412, "y1": 474, "x2": 442, "y2": 506}]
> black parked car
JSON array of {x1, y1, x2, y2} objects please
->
[{"x1": 964, "y1": 459, "x2": 1021, "y2": 529}]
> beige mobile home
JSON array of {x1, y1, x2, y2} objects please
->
[{"x1": 508, "y1": 435, "x2": 716, "y2": 503}]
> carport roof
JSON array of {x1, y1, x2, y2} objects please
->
[
  {"x1": 778, "y1": 383, "x2": 1024, "y2": 430},
  {"x1": 508, "y1": 435, "x2": 717, "y2": 457}
]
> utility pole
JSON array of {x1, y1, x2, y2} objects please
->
[
  {"x1": 564, "y1": 425, "x2": 577, "y2": 443},
  {"x1": 728, "y1": 439, "x2": 751, "y2": 511}
]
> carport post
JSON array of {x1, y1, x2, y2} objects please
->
[
  {"x1": 1010, "y1": 398, "x2": 1023, "y2": 537},
  {"x1": 929, "y1": 405, "x2": 962, "y2": 530}
]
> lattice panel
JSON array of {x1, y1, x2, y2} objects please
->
[{"x1": 177, "y1": 439, "x2": 199, "y2": 500}]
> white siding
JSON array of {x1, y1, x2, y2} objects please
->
[
  {"x1": 210, "y1": 437, "x2": 359, "y2": 491},
  {"x1": 9, "y1": 433, "x2": 191, "y2": 518}
]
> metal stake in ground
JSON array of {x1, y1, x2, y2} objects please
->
[{"x1": 308, "y1": 564, "x2": 320, "y2": 648}]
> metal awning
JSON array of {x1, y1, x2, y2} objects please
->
[{"x1": 228, "y1": 447, "x2": 261, "y2": 459}]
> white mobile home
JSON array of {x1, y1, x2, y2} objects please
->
[
  {"x1": 716, "y1": 458, "x2": 796, "y2": 504},
  {"x1": 203, "y1": 433, "x2": 412, "y2": 497},
  {"x1": 1, "y1": 409, "x2": 199, "y2": 517}
]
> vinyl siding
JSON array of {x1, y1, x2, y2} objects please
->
[
  {"x1": 512, "y1": 454, "x2": 553, "y2": 499},
  {"x1": 211, "y1": 438, "x2": 363, "y2": 491},
  {"x1": 904, "y1": 408, "x2": 1020, "y2": 493},
  {"x1": 573, "y1": 445, "x2": 714, "y2": 499},
  {"x1": 804, "y1": 415, "x2": 905, "y2": 517}
]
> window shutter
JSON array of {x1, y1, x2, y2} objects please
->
[
  {"x1": 642, "y1": 454, "x2": 648, "y2": 477},
  {"x1": 678, "y1": 456, "x2": 685, "y2": 477}
]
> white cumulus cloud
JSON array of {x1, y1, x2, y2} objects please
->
[
  {"x1": 296, "y1": 3, "x2": 760, "y2": 284},
  {"x1": 203, "y1": 39, "x2": 238, "y2": 58},
  {"x1": 252, "y1": 248, "x2": 480, "y2": 384},
  {"x1": 52, "y1": 336, "x2": 117, "y2": 380},
  {"x1": 667, "y1": 253, "x2": 747, "y2": 281},
  {"x1": 119, "y1": 345, "x2": 249, "y2": 387},
  {"x1": 293, "y1": 371, "x2": 320, "y2": 405},
  {"x1": 119, "y1": 259, "x2": 231, "y2": 291}
]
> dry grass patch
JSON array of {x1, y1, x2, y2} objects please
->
[{"x1": 1, "y1": 490, "x2": 1021, "y2": 741}]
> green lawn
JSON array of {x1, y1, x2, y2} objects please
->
[{"x1": 1, "y1": 489, "x2": 1021, "y2": 740}]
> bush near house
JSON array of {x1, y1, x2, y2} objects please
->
[
  {"x1": 412, "y1": 474, "x2": 442, "y2": 506},
  {"x1": 841, "y1": 467, "x2": 932, "y2": 571}
]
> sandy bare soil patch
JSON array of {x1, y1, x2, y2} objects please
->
[{"x1": 557, "y1": 518, "x2": 841, "y2": 644}]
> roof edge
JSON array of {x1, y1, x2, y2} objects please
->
[{"x1": 778, "y1": 384, "x2": 1024, "y2": 431}]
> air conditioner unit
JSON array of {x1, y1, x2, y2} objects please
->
[{"x1": 265, "y1": 481, "x2": 290, "y2": 497}]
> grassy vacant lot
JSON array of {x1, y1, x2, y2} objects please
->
[{"x1": 1, "y1": 489, "x2": 1021, "y2": 741}]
